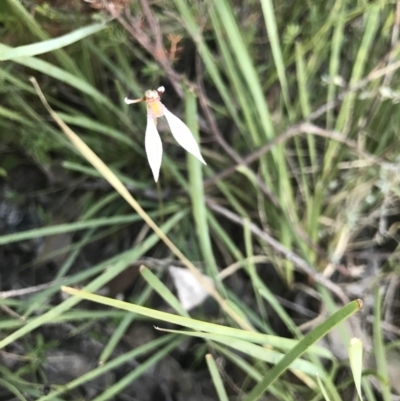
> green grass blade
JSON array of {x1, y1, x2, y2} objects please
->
[
  {"x1": 157, "y1": 328, "x2": 323, "y2": 376},
  {"x1": 185, "y1": 87, "x2": 220, "y2": 286},
  {"x1": 5, "y1": 0, "x2": 80, "y2": 73},
  {"x1": 212, "y1": 342, "x2": 263, "y2": 382},
  {"x1": 260, "y1": 0, "x2": 292, "y2": 115},
  {"x1": 57, "y1": 112, "x2": 141, "y2": 152},
  {"x1": 0, "y1": 311, "x2": 128, "y2": 330},
  {"x1": 0, "y1": 214, "x2": 143, "y2": 245},
  {"x1": 0, "y1": 260, "x2": 129, "y2": 348},
  {"x1": 171, "y1": 0, "x2": 243, "y2": 127},
  {"x1": 226, "y1": 290, "x2": 274, "y2": 334},
  {"x1": 208, "y1": 7, "x2": 259, "y2": 144},
  {"x1": 373, "y1": 286, "x2": 392, "y2": 401},
  {"x1": 92, "y1": 338, "x2": 182, "y2": 401},
  {"x1": 61, "y1": 286, "x2": 334, "y2": 356},
  {"x1": 326, "y1": 2, "x2": 345, "y2": 129},
  {"x1": 0, "y1": 378, "x2": 28, "y2": 401},
  {"x1": 207, "y1": 211, "x2": 244, "y2": 262},
  {"x1": 213, "y1": 344, "x2": 294, "y2": 401},
  {"x1": 0, "y1": 45, "x2": 126, "y2": 119},
  {"x1": 211, "y1": 0, "x2": 275, "y2": 144},
  {"x1": 294, "y1": 41, "x2": 315, "y2": 204},
  {"x1": 317, "y1": 374, "x2": 332, "y2": 401},
  {"x1": 140, "y1": 266, "x2": 189, "y2": 317},
  {"x1": 362, "y1": 377, "x2": 377, "y2": 401},
  {"x1": 295, "y1": 41, "x2": 312, "y2": 119},
  {"x1": 0, "y1": 24, "x2": 106, "y2": 60},
  {"x1": 258, "y1": 286, "x2": 301, "y2": 339},
  {"x1": 324, "y1": 4, "x2": 380, "y2": 170},
  {"x1": 36, "y1": 335, "x2": 177, "y2": 401},
  {"x1": 335, "y1": 5, "x2": 380, "y2": 131},
  {"x1": 244, "y1": 299, "x2": 363, "y2": 401},
  {"x1": 243, "y1": 219, "x2": 269, "y2": 331},
  {"x1": 98, "y1": 285, "x2": 153, "y2": 365},
  {"x1": 206, "y1": 354, "x2": 229, "y2": 401},
  {"x1": 5, "y1": 0, "x2": 50, "y2": 40},
  {"x1": 0, "y1": 105, "x2": 29, "y2": 123}
]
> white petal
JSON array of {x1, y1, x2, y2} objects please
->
[
  {"x1": 163, "y1": 106, "x2": 206, "y2": 165},
  {"x1": 145, "y1": 118, "x2": 163, "y2": 182}
]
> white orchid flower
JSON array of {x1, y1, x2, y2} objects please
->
[{"x1": 124, "y1": 86, "x2": 206, "y2": 182}]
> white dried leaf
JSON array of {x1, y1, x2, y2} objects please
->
[{"x1": 169, "y1": 266, "x2": 214, "y2": 311}]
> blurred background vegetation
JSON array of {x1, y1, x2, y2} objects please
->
[{"x1": 1, "y1": 0, "x2": 400, "y2": 400}]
